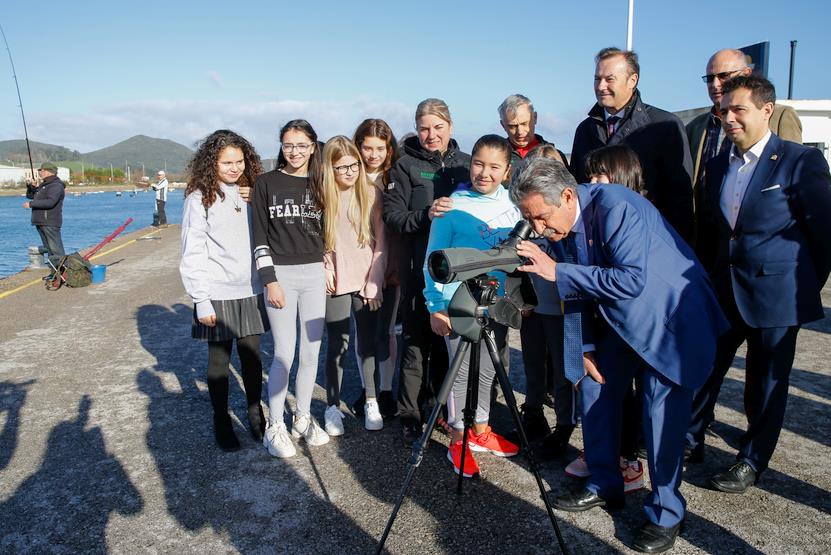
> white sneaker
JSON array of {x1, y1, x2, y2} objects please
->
[
  {"x1": 263, "y1": 421, "x2": 296, "y2": 458},
  {"x1": 325, "y1": 405, "x2": 345, "y2": 436},
  {"x1": 565, "y1": 450, "x2": 591, "y2": 478},
  {"x1": 291, "y1": 413, "x2": 330, "y2": 446},
  {"x1": 364, "y1": 399, "x2": 383, "y2": 431}
]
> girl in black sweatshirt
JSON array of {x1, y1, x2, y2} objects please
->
[{"x1": 252, "y1": 119, "x2": 329, "y2": 457}]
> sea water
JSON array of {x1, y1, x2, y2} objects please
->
[{"x1": 0, "y1": 188, "x2": 184, "y2": 278}]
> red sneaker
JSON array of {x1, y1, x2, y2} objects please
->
[
  {"x1": 447, "y1": 440, "x2": 480, "y2": 477},
  {"x1": 467, "y1": 426, "x2": 519, "y2": 457}
]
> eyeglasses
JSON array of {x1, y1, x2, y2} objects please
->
[
  {"x1": 281, "y1": 143, "x2": 313, "y2": 153},
  {"x1": 701, "y1": 70, "x2": 742, "y2": 84},
  {"x1": 334, "y1": 162, "x2": 360, "y2": 176}
]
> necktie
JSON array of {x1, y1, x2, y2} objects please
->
[
  {"x1": 606, "y1": 116, "x2": 620, "y2": 139},
  {"x1": 562, "y1": 233, "x2": 584, "y2": 385}
]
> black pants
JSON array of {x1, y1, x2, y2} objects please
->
[
  {"x1": 397, "y1": 287, "x2": 448, "y2": 425},
  {"x1": 156, "y1": 199, "x2": 167, "y2": 225},
  {"x1": 325, "y1": 292, "x2": 380, "y2": 405},
  {"x1": 207, "y1": 335, "x2": 263, "y2": 416},
  {"x1": 687, "y1": 289, "x2": 799, "y2": 474},
  {"x1": 519, "y1": 312, "x2": 575, "y2": 425},
  {"x1": 36, "y1": 225, "x2": 65, "y2": 268}
]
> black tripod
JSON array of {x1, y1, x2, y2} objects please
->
[{"x1": 376, "y1": 278, "x2": 569, "y2": 554}]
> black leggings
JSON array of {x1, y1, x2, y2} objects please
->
[{"x1": 207, "y1": 335, "x2": 263, "y2": 416}]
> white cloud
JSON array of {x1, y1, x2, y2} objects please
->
[
  {"x1": 18, "y1": 98, "x2": 415, "y2": 156},
  {"x1": 207, "y1": 71, "x2": 224, "y2": 89}
]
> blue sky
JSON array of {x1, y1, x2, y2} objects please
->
[{"x1": 1, "y1": 0, "x2": 828, "y2": 158}]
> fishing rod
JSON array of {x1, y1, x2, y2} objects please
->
[{"x1": 0, "y1": 23, "x2": 36, "y2": 180}]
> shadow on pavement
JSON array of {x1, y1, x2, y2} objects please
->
[
  {"x1": 135, "y1": 303, "x2": 377, "y2": 552},
  {"x1": 0, "y1": 379, "x2": 34, "y2": 471},
  {"x1": 0, "y1": 395, "x2": 143, "y2": 552}
]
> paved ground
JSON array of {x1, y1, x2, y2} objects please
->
[{"x1": 0, "y1": 225, "x2": 829, "y2": 554}]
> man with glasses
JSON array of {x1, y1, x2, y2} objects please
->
[
  {"x1": 23, "y1": 162, "x2": 66, "y2": 272},
  {"x1": 686, "y1": 49, "x2": 802, "y2": 191}
]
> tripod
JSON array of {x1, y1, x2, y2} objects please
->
[{"x1": 376, "y1": 279, "x2": 569, "y2": 554}]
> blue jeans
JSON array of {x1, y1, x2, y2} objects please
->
[{"x1": 36, "y1": 225, "x2": 65, "y2": 267}]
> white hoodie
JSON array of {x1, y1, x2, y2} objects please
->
[{"x1": 179, "y1": 184, "x2": 261, "y2": 318}]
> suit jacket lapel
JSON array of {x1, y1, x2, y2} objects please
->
[
  {"x1": 734, "y1": 134, "x2": 783, "y2": 232},
  {"x1": 576, "y1": 185, "x2": 596, "y2": 264},
  {"x1": 704, "y1": 152, "x2": 732, "y2": 232}
]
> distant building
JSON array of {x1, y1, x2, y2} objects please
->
[
  {"x1": 675, "y1": 99, "x2": 831, "y2": 165},
  {"x1": 0, "y1": 164, "x2": 71, "y2": 186}
]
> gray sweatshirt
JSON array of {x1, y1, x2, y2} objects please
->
[{"x1": 180, "y1": 184, "x2": 261, "y2": 319}]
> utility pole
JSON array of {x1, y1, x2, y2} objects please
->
[
  {"x1": 788, "y1": 40, "x2": 797, "y2": 100},
  {"x1": 626, "y1": 0, "x2": 634, "y2": 50},
  {"x1": 110, "y1": 163, "x2": 113, "y2": 182}
]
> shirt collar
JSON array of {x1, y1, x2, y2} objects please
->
[
  {"x1": 571, "y1": 194, "x2": 583, "y2": 234},
  {"x1": 729, "y1": 130, "x2": 772, "y2": 164}
]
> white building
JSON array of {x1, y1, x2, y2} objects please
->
[
  {"x1": 0, "y1": 165, "x2": 71, "y2": 187},
  {"x1": 675, "y1": 99, "x2": 831, "y2": 165}
]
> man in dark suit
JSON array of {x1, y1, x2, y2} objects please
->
[
  {"x1": 688, "y1": 74, "x2": 831, "y2": 493},
  {"x1": 571, "y1": 47, "x2": 695, "y2": 243},
  {"x1": 686, "y1": 48, "x2": 802, "y2": 192},
  {"x1": 512, "y1": 159, "x2": 729, "y2": 553}
]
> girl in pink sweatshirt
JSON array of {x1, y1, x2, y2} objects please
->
[{"x1": 321, "y1": 136, "x2": 387, "y2": 434}]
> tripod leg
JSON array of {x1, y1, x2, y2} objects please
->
[
  {"x1": 457, "y1": 337, "x2": 481, "y2": 493},
  {"x1": 483, "y1": 331, "x2": 570, "y2": 555},
  {"x1": 376, "y1": 340, "x2": 472, "y2": 554}
]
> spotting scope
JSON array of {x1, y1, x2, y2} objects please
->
[{"x1": 427, "y1": 220, "x2": 533, "y2": 284}]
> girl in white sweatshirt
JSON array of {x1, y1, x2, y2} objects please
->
[{"x1": 180, "y1": 129, "x2": 267, "y2": 451}]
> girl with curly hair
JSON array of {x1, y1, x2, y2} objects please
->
[
  {"x1": 179, "y1": 129, "x2": 267, "y2": 451},
  {"x1": 252, "y1": 119, "x2": 329, "y2": 457},
  {"x1": 350, "y1": 119, "x2": 400, "y2": 420},
  {"x1": 320, "y1": 136, "x2": 387, "y2": 435}
]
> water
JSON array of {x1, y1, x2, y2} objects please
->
[{"x1": 0, "y1": 188, "x2": 184, "y2": 278}]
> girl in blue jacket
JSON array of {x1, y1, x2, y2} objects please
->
[{"x1": 423, "y1": 134, "x2": 522, "y2": 477}]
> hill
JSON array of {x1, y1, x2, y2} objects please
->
[
  {"x1": 83, "y1": 135, "x2": 193, "y2": 173},
  {"x1": 0, "y1": 139, "x2": 81, "y2": 166}
]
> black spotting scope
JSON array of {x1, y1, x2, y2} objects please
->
[{"x1": 427, "y1": 220, "x2": 533, "y2": 284}]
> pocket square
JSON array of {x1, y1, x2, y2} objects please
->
[{"x1": 761, "y1": 184, "x2": 781, "y2": 192}]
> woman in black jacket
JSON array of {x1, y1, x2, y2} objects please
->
[{"x1": 383, "y1": 98, "x2": 470, "y2": 445}]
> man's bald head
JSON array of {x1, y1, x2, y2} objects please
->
[{"x1": 705, "y1": 49, "x2": 752, "y2": 106}]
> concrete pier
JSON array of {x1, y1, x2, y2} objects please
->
[{"x1": 0, "y1": 225, "x2": 829, "y2": 553}]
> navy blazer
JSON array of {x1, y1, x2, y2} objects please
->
[
  {"x1": 554, "y1": 184, "x2": 729, "y2": 390},
  {"x1": 696, "y1": 134, "x2": 831, "y2": 328}
]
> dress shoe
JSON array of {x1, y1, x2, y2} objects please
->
[
  {"x1": 538, "y1": 425, "x2": 574, "y2": 460},
  {"x1": 551, "y1": 487, "x2": 624, "y2": 512},
  {"x1": 631, "y1": 520, "x2": 682, "y2": 553},
  {"x1": 710, "y1": 461, "x2": 757, "y2": 493},
  {"x1": 401, "y1": 420, "x2": 422, "y2": 447},
  {"x1": 684, "y1": 444, "x2": 704, "y2": 464},
  {"x1": 247, "y1": 404, "x2": 266, "y2": 442},
  {"x1": 506, "y1": 404, "x2": 551, "y2": 445}
]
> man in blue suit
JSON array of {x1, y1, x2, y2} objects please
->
[
  {"x1": 512, "y1": 159, "x2": 729, "y2": 553},
  {"x1": 688, "y1": 75, "x2": 831, "y2": 493}
]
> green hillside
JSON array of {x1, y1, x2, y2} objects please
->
[
  {"x1": 0, "y1": 139, "x2": 81, "y2": 166},
  {"x1": 83, "y1": 135, "x2": 193, "y2": 173}
]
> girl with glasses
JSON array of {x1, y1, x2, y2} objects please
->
[
  {"x1": 252, "y1": 119, "x2": 328, "y2": 457},
  {"x1": 180, "y1": 129, "x2": 267, "y2": 451},
  {"x1": 320, "y1": 136, "x2": 387, "y2": 434},
  {"x1": 352, "y1": 118, "x2": 400, "y2": 421}
]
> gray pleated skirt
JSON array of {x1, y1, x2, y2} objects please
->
[{"x1": 192, "y1": 294, "x2": 269, "y2": 342}]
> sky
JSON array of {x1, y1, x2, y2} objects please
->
[{"x1": 1, "y1": 0, "x2": 829, "y2": 159}]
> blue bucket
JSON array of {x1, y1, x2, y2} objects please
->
[{"x1": 91, "y1": 264, "x2": 107, "y2": 283}]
